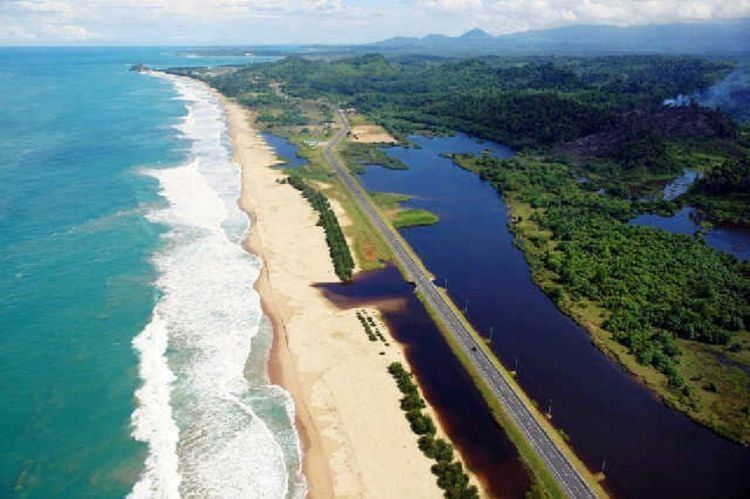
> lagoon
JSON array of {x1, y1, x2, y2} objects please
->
[{"x1": 357, "y1": 133, "x2": 750, "y2": 498}]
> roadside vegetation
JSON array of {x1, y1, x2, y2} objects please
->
[{"x1": 415, "y1": 293, "x2": 581, "y2": 499}]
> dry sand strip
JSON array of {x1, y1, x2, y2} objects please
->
[
  {"x1": 349, "y1": 124, "x2": 398, "y2": 144},
  {"x1": 224, "y1": 97, "x2": 460, "y2": 498}
]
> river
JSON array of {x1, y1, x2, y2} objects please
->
[
  {"x1": 260, "y1": 132, "x2": 308, "y2": 169},
  {"x1": 319, "y1": 266, "x2": 532, "y2": 498},
  {"x1": 353, "y1": 133, "x2": 750, "y2": 498},
  {"x1": 630, "y1": 170, "x2": 750, "y2": 261}
]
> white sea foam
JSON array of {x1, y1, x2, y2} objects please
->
[
  {"x1": 130, "y1": 313, "x2": 181, "y2": 499},
  {"x1": 130, "y1": 72, "x2": 305, "y2": 498}
]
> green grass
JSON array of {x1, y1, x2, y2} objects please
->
[
  {"x1": 666, "y1": 141, "x2": 729, "y2": 172},
  {"x1": 370, "y1": 191, "x2": 411, "y2": 208},
  {"x1": 413, "y1": 292, "x2": 572, "y2": 499},
  {"x1": 325, "y1": 179, "x2": 393, "y2": 271},
  {"x1": 371, "y1": 191, "x2": 440, "y2": 229},
  {"x1": 392, "y1": 209, "x2": 440, "y2": 228},
  {"x1": 340, "y1": 141, "x2": 408, "y2": 173}
]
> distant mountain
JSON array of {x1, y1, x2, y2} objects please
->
[
  {"x1": 459, "y1": 28, "x2": 493, "y2": 41},
  {"x1": 373, "y1": 19, "x2": 750, "y2": 55}
]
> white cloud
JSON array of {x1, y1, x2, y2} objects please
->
[
  {"x1": 2, "y1": 0, "x2": 95, "y2": 42},
  {"x1": 54, "y1": 23, "x2": 96, "y2": 38},
  {"x1": 15, "y1": 1, "x2": 74, "y2": 15},
  {"x1": 482, "y1": 0, "x2": 750, "y2": 34},
  {"x1": 420, "y1": 0, "x2": 483, "y2": 12},
  {"x1": 302, "y1": 0, "x2": 345, "y2": 12},
  {"x1": 0, "y1": 0, "x2": 748, "y2": 44}
]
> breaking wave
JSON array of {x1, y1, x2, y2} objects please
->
[{"x1": 129, "y1": 72, "x2": 305, "y2": 498}]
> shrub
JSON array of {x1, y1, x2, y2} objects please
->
[
  {"x1": 433, "y1": 438, "x2": 454, "y2": 463},
  {"x1": 418, "y1": 435, "x2": 437, "y2": 458},
  {"x1": 388, "y1": 362, "x2": 477, "y2": 498},
  {"x1": 407, "y1": 409, "x2": 436, "y2": 436},
  {"x1": 287, "y1": 176, "x2": 354, "y2": 280}
]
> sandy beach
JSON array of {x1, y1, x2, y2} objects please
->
[{"x1": 223, "y1": 98, "x2": 446, "y2": 498}]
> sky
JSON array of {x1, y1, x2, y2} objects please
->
[{"x1": 1, "y1": 0, "x2": 749, "y2": 45}]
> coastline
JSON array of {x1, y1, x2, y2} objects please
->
[{"x1": 223, "y1": 96, "x2": 450, "y2": 497}]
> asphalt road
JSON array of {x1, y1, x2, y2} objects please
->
[{"x1": 324, "y1": 110, "x2": 598, "y2": 499}]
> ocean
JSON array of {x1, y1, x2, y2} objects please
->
[{"x1": 0, "y1": 48, "x2": 305, "y2": 498}]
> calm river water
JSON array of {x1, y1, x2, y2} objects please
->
[
  {"x1": 353, "y1": 133, "x2": 750, "y2": 498},
  {"x1": 319, "y1": 266, "x2": 531, "y2": 498}
]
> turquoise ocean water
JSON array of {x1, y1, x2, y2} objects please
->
[{"x1": 0, "y1": 48, "x2": 304, "y2": 498}]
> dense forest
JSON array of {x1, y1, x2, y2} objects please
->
[
  {"x1": 453, "y1": 152, "x2": 750, "y2": 442},
  {"x1": 688, "y1": 156, "x2": 750, "y2": 225},
  {"x1": 695, "y1": 156, "x2": 750, "y2": 195},
  {"x1": 197, "y1": 54, "x2": 749, "y2": 214},
  {"x1": 201, "y1": 54, "x2": 733, "y2": 150}
]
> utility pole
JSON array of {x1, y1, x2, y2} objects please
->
[{"x1": 546, "y1": 398, "x2": 553, "y2": 419}]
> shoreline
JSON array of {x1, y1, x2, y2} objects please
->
[
  {"x1": 223, "y1": 96, "x2": 452, "y2": 497},
  {"x1": 263, "y1": 268, "x2": 329, "y2": 496},
  {"x1": 244, "y1": 213, "x2": 332, "y2": 498},
  {"x1": 228, "y1": 98, "x2": 333, "y2": 497}
]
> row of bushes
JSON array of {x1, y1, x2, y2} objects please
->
[
  {"x1": 356, "y1": 310, "x2": 388, "y2": 345},
  {"x1": 286, "y1": 176, "x2": 355, "y2": 281},
  {"x1": 388, "y1": 362, "x2": 479, "y2": 499}
]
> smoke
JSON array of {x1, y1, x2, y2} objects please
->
[
  {"x1": 697, "y1": 66, "x2": 750, "y2": 122},
  {"x1": 660, "y1": 62, "x2": 750, "y2": 122},
  {"x1": 663, "y1": 94, "x2": 694, "y2": 107}
]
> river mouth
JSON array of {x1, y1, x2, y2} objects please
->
[
  {"x1": 317, "y1": 264, "x2": 532, "y2": 499},
  {"x1": 350, "y1": 133, "x2": 750, "y2": 498}
]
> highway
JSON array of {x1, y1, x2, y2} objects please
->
[{"x1": 324, "y1": 110, "x2": 598, "y2": 499}]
